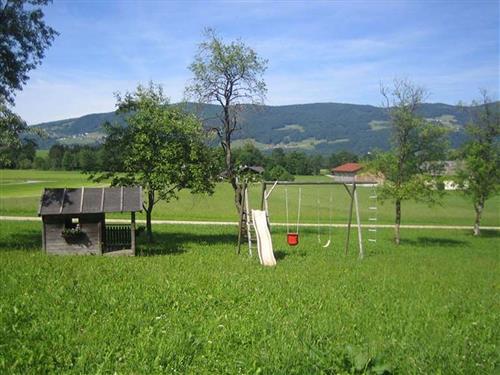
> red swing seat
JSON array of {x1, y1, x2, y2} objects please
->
[{"x1": 287, "y1": 233, "x2": 299, "y2": 246}]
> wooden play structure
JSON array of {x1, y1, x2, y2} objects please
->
[
  {"x1": 38, "y1": 187, "x2": 142, "y2": 256},
  {"x1": 237, "y1": 163, "x2": 377, "y2": 264}
]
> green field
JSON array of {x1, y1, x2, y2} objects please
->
[
  {"x1": 0, "y1": 221, "x2": 498, "y2": 373},
  {"x1": 0, "y1": 169, "x2": 499, "y2": 372},
  {"x1": 1, "y1": 169, "x2": 499, "y2": 227}
]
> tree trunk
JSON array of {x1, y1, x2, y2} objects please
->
[
  {"x1": 395, "y1": 199, "x2": 401, "y2": 245},
  {"x1": 146, "y1": 209, "x2": 153, "y2": 242},
  {"x1": 226, "y1": 143, "x2": 244, "y2": 232},
  {"x1": 222, "y1": 119, "x2": 243, "y2": 217},
  {"x1": 473, "y1": 201, "x2": 484, "y2": 236},
  {"x1": 145, "y1": 190, "x2": 155, "y2": 243}
]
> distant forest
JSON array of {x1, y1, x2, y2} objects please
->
[{"x1": 13, "y1": 142, "x2": 362, "y2": 180}]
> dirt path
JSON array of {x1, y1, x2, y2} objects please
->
[{"x1": 1, "y1": 215, "x2": 499, "y2": 230}]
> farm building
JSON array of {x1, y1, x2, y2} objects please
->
[
  {"x1": 331, "y1": 163, "x2": 383, "y2": 184},
  {"x1": 331, "y1": 162, "x2": 363, "y2": 182},
  {"x1": 38, "y1": 187, "x2": 142, "y2": 255}
]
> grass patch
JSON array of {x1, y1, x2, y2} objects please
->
[
  {"x1": 1, "y1": 170, "x2": 499, "y2": 227},
  {"x1": 0, "y1": 221, "x2": 498, "y2": 373}
]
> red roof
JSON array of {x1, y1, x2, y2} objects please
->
[{"x1": 332, "y1": 162, "x2": 363, "y2": 174}]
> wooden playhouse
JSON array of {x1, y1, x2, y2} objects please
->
[{"x1": 38, "y1": 187, "x2": 142, "y2": 255}]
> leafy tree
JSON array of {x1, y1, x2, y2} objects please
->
[
  {"x1": 62, "y1": 150, "x2": 77, "y2": 170},
  {"x1": 309, "y1": 154, "x2": 324, "y2": 175},
  {"x1": 458, "y1": 90, "x2": 499, "y2": 236},
  {"x1": 48, "y1": 143, "x2": 64, "y2": 169},
  {"x1": 0, "y1": 0, "x2": 58, "y2": 104},
  {"x1": 186, "y1": 28, "x2": 267, "y2": 216},
  {"x1": 92, "y1": 82, "x2": 218, "y2": 242},
  {"x1": 97, "y1": 121, "x2": 127, "y2": 172},
  {"x1": 0, "y1": 102, "x2": 41, "y2": 167},
  {"x1": 329, "y1": 151, "x2": 359, "y2": 168},
  {"x1": 234, "y1": 142, "x2": 265, "y2": 168},
  {"x1": 0, "y1": 103, "x2": 24, "y2": 167},
  {"x1": 265, "y1": 165, "x2": 294, "y2": 181},
  {"x1": 13, "y1": 137, "x2": 36, "y2": 166},
  {"x1": 373, "y1": 78, "x2": 448, "y2": 244},
  {"x1": 285, "y1": 151, "x2": 312, "y2": 175},
  {"x1": 78, "y1": 147, "x2": 99, "y2": 171},
  {"x1": 268, "y1": 148, "x2": 286, "y2": 169},
  {"x1": 17, "y1": 157, "x2": 31, "y2": 168},
  {"x1": 0, "y1": 0, "x2": 56, "y2": 167},
  {"x1": 33, "y1": 155, "x2": 48, "y2": 169}
]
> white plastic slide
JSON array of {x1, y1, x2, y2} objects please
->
[{"x1": 252, "y1": 210, "x2": 277, "y2": 267}]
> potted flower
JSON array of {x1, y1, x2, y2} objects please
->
[{"x1": 61, "y1": 224, "x2": 86, "y2": 243}]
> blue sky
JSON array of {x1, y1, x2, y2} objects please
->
[{"x1": 14, "y1": 0, "x2": 499, "y2": 124}]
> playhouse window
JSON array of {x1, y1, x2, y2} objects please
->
[{"x1": 64, "y1": 217, "x2": 80, "y2": 229}]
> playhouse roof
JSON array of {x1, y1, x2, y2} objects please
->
[
  {"x1": 38, "y1": 187, "x2": 142, "y2": 216},
  {"x1": 331, "y1": 163, "x2": 363, "y2": 174}
]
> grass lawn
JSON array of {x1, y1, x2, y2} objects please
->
[
  {"x1": 1, "y1": 169, "x2": 499, "y2": 227},
  {"x1": 0, "y1": 220, "x2": 498, "y2": 373}
]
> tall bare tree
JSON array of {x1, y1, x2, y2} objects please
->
[
  {"x1": 185, "y1": 28, "x2": 267, "y2": 215},
  {"x1": 373, "y1": 78, "x2": 448, "y2": 244}
]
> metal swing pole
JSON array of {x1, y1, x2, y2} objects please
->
[
  {"x1": 353, "y1": 185, "x2": 364, "y2": 259},
  {"x1": 296, "y1": 188, "x2": 302, "y2": 235},
  {"x1": 344, "y1": 182, "x2": 356, "y2": 256}
]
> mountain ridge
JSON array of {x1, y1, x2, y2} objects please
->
[{"x1": 32, "y1": 101, "x2": 473, "y2": 153}]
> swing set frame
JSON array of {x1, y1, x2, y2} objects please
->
[{"x1": 244, "y1": 179, "x2": 377, "y2": 259}]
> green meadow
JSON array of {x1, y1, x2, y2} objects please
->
[
  {"x1": 0, "y1": 221, "x2": 499, "y2": 373},
  {"x1": 1, "y1": 169, "x2": 499, "y2": 227},
  {"x1": 0, "y1": 169, "x2": 499, "y2": 373}
]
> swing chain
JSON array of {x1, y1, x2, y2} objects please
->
[
  {"x1": 317, "y1": 188, "x2": 334, "y2": 247},
  {"x1": 296, "y1": 188, "x2": 301, "y2": 235},
  {"x1": 285, "y1": 187, "x2": 289, "y2": 234}
]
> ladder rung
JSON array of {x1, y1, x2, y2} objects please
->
[
  {"x1": 368, "y1": 229, "x2": 377, "y2": 232},
  {"x1": 369, "y1": 207, "x2": 377, "y2": 210},
  {"x1": 369, "y1": 195, "x2": 377, "y2": 199},
  {"x1": 368, "y1": 239, "x2": 377, "y2": 242},
  {"x1": 368, "y1": 218, "x2": 377, "y2": 221}
]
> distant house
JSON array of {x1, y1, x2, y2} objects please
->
[
  {"x1": 331, "y1": 163, "x2": 363, "y2": 182},
  {"x1": 330, "y1": 163, "x2": 383, "y2": 184},
  {"x1": 38, "y1": 187, "x2": 142, "y2": 256},
  {"x1": 421, "y1": 160, "x2": 465, "y2": 190},
  {"x1": 442, "y1": 160, "x2": 464, "y2": 176},
  {"x1": 421, "y1": 160, "x2": 464, "y2": 176}
]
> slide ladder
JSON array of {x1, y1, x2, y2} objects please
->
[
  {"x1": 251, "y1": 209, "x2": 277, "y2": 267},
  {"x1": 238, "y1": 185, "x2": 257, "y2": 256}
]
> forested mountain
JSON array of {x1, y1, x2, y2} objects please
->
[{"x1": 32, "y1": 102, "x2": 472, "y2": 154}]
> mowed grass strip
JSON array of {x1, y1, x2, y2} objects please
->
[
  {"x1": 0, "y1": 221, "x2": 498, "y2": 373},
  {"x1": 1, "y1": 169, "x2": 499, "y2": 226}
]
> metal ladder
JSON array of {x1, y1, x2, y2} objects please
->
[{"x1": 367, "y1": 185, "x2": 378, "y2": 244}]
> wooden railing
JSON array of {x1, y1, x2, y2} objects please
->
[{"x1": 105, "y1": 224, "x2": 131, "y2": 251}]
